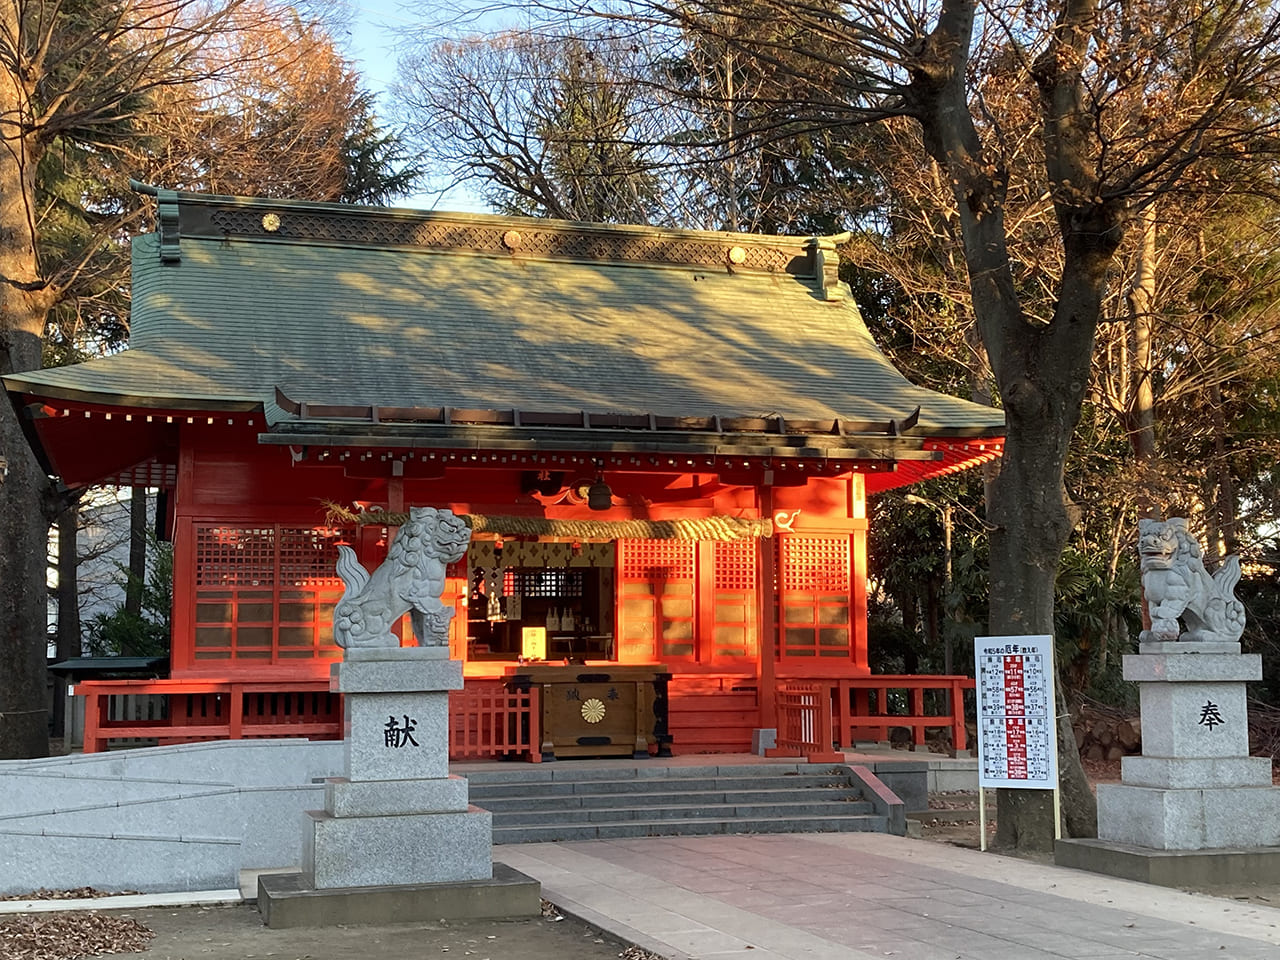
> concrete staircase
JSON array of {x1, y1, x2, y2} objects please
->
[{"x1": 466, "y1": 762, "x2": 904, "y2": 843}]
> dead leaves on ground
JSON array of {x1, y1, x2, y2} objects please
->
[{"x1": 0, "y1": 912, "x2": 154, "y2": 960}]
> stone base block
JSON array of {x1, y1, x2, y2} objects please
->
[
  {"x1": 324, "y1": 775, "x2": 470, "y2": 817},
  {"x1": 1136, "y1": 681, "x2": 1251, "y2": 757},
  {"x1": 303, "y1": 805, "x2": 492, "y2": 888},
  {"x1": 1097, "y1": 782, "x2": 1280, "y2": 849},
  {"x1": 1120, "y1": 755, "x2": 1272, "y2": 790},
  {"x1": 1139, "y1": 641, "x2": 1241, "y2": 656},
  {"x1": 751, "y1": 728, "x2": 777, "y2": 755},
  {"x1": 1056, "y1": 837, "x2": 1280, "y2": 889},
  {"x1": 345, "y1": 692, "x2": 450, "y2": 781},
  {"x1": 258, "y1": 861, "x2": 539, "y2": 929},
  {"x1": 1123, "y1": 652, "x2": 1261, "y2": 683},
  {"x1": 334, "y1": 654, "x2": 463, "y2": 694}
]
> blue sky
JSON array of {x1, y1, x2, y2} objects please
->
[
  {"x1": 340, "y1": 0, "x2": 492, "y2": 211},
  {"x1": 341, "y1": 0, "x2": 414, "y2": 93}
]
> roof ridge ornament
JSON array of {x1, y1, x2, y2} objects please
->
[
  {"x1": 130, "y1": 180, "x2": 181, "y2": 263},
  {"x1": 156, "y1": 189, "x2": 181, "y2": 263},
  {"x1": 807, "y1": 235, "x2": 848, "y2": 301}
]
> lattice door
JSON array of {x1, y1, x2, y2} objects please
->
[
  {"x1": 711, "y1": 539, "x2": 758, "y2": 660},
  {"x1": 779, "y1": 536, "x2": 852, "y2": 659},
  {"x1": 616, "y1": 539, "x2": 696, "y2": 661}
]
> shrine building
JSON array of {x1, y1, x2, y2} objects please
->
[{"x1": 5, "y1": 186, "x2": 1003, "y2": 760}]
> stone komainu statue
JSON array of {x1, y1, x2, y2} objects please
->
[
  {"x1": 332, "y1": 506, "x2": 472, "y2": 648},
  {"x1": 1137, "y1": 517, "x2": 1245, "y2": 644}
]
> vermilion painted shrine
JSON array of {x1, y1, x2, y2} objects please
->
[{"x1": 4, "y1": 186, "x2": 1004, "y2": 759}]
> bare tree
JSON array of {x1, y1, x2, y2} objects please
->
[
  {"x1": 395, "y1": 29, "x2": 677, "y2": 223},
  {"x1": 394, "y1": 22, "x2": 870, "y2": 232},
  {"x1": 0, "y1": 0, "x2": 373, "y2": 758}
]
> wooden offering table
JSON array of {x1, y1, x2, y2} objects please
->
[{"x1": 504, "y1": 663, "x2": 670, "y2": 760}]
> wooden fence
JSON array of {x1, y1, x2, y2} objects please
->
[
  {"x1": 75, "y1": 679, "x2": 542, "y2": 761},
  {"x1": 765, "y1": 682, "x2": 843, "y2": 762},
  {"x1": 766, "y1": 674, "x2": 975, "y2": 761},
  {"x1": 448, "y1": 684, "x2": 541, "y2": 762}
]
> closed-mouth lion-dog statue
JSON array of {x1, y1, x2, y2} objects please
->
[{"x1": 332, "y1": 506, "x2": 471, "y2": 648}]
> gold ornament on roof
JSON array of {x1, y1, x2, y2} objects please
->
[{"x1": 261, "y1": 212, "x2": 282, "y2": 232}]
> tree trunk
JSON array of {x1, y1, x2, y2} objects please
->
[
  {"x1": 52, "y1": 503, "x2": 82, "y2": 739},
  {"x1": 0, "y1": 51, "x2": 58, "y2": 757},
  {"x1": 1209, "y1": 383, "x2": 1238, "y2": 558},
  {"x1": 126, "y1": 486, "x2": 147, "y2": 615},
  {"x1": 1125, "y1": 204, "x2": 1157, "y2": 468},
  {"x1": 985, "y1": 249, "x2": 1110, "y2": 849},
  {"x1": 908, "y1": 0, "x2": 1105, "y2": 850}
]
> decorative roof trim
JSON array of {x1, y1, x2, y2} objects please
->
[
  {"x1": 131, "y1": 183, "x2": 830, "y2": 278},
  {"x1": 3, "y1": 378, "x2": 261, "y2": 413},
  {"x1": 272, "y1": 388, "x2": 945, "y2": 440},
  {"x1": 808, "y1": 234, "x2": 851, "y2": 301},
  {"x1": 258, "y1": 420, "x2": 950, "y2": 462}
]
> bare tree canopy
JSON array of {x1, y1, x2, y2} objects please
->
[{"x1": 0, "y1": 0, "x2": 417, "y2": 759}]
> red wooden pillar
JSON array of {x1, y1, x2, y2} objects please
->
[
  {"x1": 229, "y1": 684, "x2": 244, "y2": 740},
  {"x1": 850, "y1": 474, "x2": 869, "y2": 672},
  {"x1": 171, "y1": 442, "x2": 197, "y2": 674},
  {"x1": 79, "y1": 685, "x2": 103, "y2": 754},
  {"x1": 757, "y1": 489, "x2": 777, "y2": 732},
  {"x1": 952, "y1": 679, "x2": 968, "y2": 752},
  {"x1": 911, "y1": 687, "x2": 926, "y2": 748}
]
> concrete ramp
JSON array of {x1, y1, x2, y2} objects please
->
[{"x1": 0, "y1": 740, "x2": 342, "y2": 895}]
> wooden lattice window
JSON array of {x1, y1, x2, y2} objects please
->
[
  {"x1": 619, "y1": 539, "x2": 696, "y2": 580},
  {"x1": 711, "y1": 539, "x2": 757, "y2": 660},
  {"x1": 779, "y1": 536, "x2": 851, "y2": 658},
  {"x1": 505, "y1": 569, "x2": 585, "y2": 598},
  {"x1": 617, "y1": 539, "x2": 696, "y2": 660},
  {"x1": 193, "y1": 524, "x2": 350, "y2": 665}
]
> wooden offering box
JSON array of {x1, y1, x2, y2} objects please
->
[{"x1": 505, "y1": 664, "x2": 670, "y2": 760}]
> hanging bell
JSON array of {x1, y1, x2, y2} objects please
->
[{"x1": 587, "y1": 477, "x2": 612, "y2": 511}]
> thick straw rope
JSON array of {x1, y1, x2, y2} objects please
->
[{"x1": 323, "y1": 503, "x2": 772, "y2": 541}]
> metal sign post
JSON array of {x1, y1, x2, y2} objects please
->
[{"x1": 974, "y1": 635, "x2": 1060, "y2": 851}]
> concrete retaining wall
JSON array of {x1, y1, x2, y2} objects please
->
[{"x1": 0, "y1": 740, "x2": 342, "y2": 895}]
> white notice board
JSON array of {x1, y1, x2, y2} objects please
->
[{"x1": 975, "y1": 635, "x2": 1058, "y2": 789}]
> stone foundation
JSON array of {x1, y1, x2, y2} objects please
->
[{"x1": 1091, "y1": 648, "x2": 1280, "y2": 852}]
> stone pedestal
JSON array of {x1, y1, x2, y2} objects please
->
[
  {"x1": 302, "y1": 647, "x2": 492, "y2": 888},
  {"x1": 260, "y1": 646, "x2": 541, "y2": 927},
  {"x1": 1095, "y1": 644, "x2": 1280, "y2": 851}
]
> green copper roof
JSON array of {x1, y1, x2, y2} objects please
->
[{"x1": 5, "y1": 193, "x2": 1003, "y2": 439}]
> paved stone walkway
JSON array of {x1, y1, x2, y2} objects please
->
[{"x1": 499, "y1": 833, "x2": 1280, "y2": 960}]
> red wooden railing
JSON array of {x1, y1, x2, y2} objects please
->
[
  {"x1": 766, "y1": 675, "x2": 974, "y2": 760},
  {"x1": 765, "y1": 682, "x2": 843, "y2": 762},
  {"x1": 76, "y1": 680, "x2": 340, "y2": 751},
  {"x1": 448, "y1": 684, "x2": 541, "y2": 762},
  {"x1": 837, "y1": 675, "x2": 974, "y2": 752},
  {"x1": 75, "y1": 679, "x2": 542, "y2": 761}
]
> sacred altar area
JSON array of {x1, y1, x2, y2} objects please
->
[{"x1": 5, "y1": 185, "x2": 1003, "y2": 759}]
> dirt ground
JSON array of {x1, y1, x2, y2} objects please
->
[{"x1": 77, "y1": 901, "x2": 654, "y2": 960}]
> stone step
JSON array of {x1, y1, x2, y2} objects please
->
[
  {"x1": 493, "y1": 813, "x2": 888, "y2": 844},
  {"x1": 492, "y1": 799, "x2": 875, "y2": 825},
  {"x1": 468, "y1": 773, "x2": 854, "y2": 798},
  {"x1": 474, "y1": 785, "x2": 862, "y2": 811},
  {"x1": 467, "y1": 762, "x2": 890, "y2": 843},
  {"x1": 462, "y1": 762, "x2": 834, "y2": 784}
]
